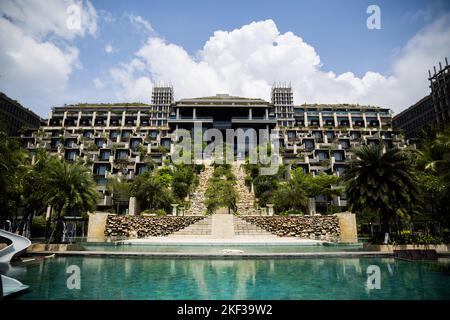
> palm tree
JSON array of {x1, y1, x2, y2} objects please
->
[
  {"x1": 44, "y1": 160, "x2": 99, "y2": 242},
  {"x1": 416, "y1": 127, "x2": 450, "y2": 178},
  {"x1": 131, "y1": 172, "x2": 174, "y2": 213},
  {"x1": 107, "y1": 177, "x2": 131, "y2": 214},
  {"x1": 343, "y1": 144, "x2": 418, "y2": 240}
]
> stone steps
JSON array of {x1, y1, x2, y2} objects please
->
[
  {"x1": 185, "y1": 166, "x2": 214, "y2": 215},
  {"x1": 233, "y1": 216, "x2": 275, "y2": 236},
  {"x1": 171, "y1": 216, "x2": 212, "y2": 235},
  {"x1": 232, "y1": 164, "x2": 260, "y2": 216}
]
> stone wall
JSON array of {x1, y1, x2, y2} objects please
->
[
  {"x1": 104, "y1": 215, "x2": 205, "y2": 238},
  {"x1": 241, "y1": 216, "x2": 341, "y2": 242}
]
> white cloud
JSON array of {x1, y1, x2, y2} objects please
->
[
  {"x1": 105, "y1": 44, "x2": 115, "y2": 53},
  {"x1": 93, "y1": 77, "x2": 104, "y2": 89},
  {"x1": 0, "y1": 0, "x2": 98, "y2": 116},
  {"x1": 110, "y1": 17, "x2": 450, "y2": 114},
  {"x1": 127, "y1": 14, "x2": 154, "y2": 34},
  {"x1": 0, "y1": 0, "x2": 97, "y2": 40}
]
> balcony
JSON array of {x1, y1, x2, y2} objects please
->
[
  {"x1": 231, "y1": 116, "x2": 276, "y2": 124},
  {"x1": 168, "y1": 115, "x2": 213, "y2": 123}
]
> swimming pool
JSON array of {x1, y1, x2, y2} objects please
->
[
  {"x1": 7, "y1": 256, "x2": 450, "y2": 299},
  {"x1": 81, "y1": 243, "x2": 365, "y2": 253}
]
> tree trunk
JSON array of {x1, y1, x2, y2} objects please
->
[{"x1": 53, "y1": 214, "x2": 65, "y2": 243}]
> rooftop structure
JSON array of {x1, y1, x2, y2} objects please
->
[
  {"x1": 429, "y1": 58, "x2": 450, "y2": 126},
  {"x1": 0, "y1": 92, "x2": 41, "y2": 137}
]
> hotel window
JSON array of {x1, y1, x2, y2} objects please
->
[
  {"x1": 304, "y1": 140, "x2": 314, "y2": 150},
  {"x1": 326, "y1": 131, "x2": 335, "y2": 140},
  {"x1": 95, "y1": 165, "x2": 108, "y2": 176},
  {"x1": 317, "y1": 151, "x2": 328, "y2": 161},
  {"x1": 339, "y1": 140, "x2": 350, "y2": 149},
  {"x1": 65, "y1": 150, "x2": 77, "y2": 161},
  {"x1": 333, "y1": 152, "x2": 343, "y2": 161},
  {"x1": 110, "y1": 130, "x2": 118, "y2": 139},
  {"x1": 116, "y1": 150, "x2": 128, "y2": 159},
  {"x1": 100, "y1": 150, "x2": 111, "y2": 160}
]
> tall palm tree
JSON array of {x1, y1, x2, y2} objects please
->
[
  {"x1": 416, "y1": 127, "x2": 450, "y2": 178},
  {"x1": 44, "y1": 160, "x2": 99, "y2": 242},
  {"x1": 107, "y1": 177, "x2": 131, "y2": 214},
  {"x1": 131, "y1": 172, "x2": 174, "y2": 213},
  {"x1": 343, "y1": 144, "x2": 418, "y2": 239}
]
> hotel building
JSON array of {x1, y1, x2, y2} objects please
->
[{"x1": 25, "y1": 84, "x2": 403, "y2": 214}]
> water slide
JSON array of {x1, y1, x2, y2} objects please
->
[
  {"x1": 0, "y1": 229, "x2": 31, "y2": 263},
  {"x1": 0, "y1": 229, "x2": 32, "y2": 297}
]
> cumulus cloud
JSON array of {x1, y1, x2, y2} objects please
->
[
  {"x1": 109, "y1": 18, "x2": 450, "y2": 113},
  {"x1": 0, "y1": 0, "x2": 97, "y2": 40},
  {"x1": 0, "y1": 0, "x2": 97, "y2": 116}
]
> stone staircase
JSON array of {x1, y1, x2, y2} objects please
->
[
  {"x1": 232, "y1": 163, "x2": 260, "y2": 215},
  {"x1": 171, "y1": 216, "x2": 212, "y2": 236},
  {"x1": 185, "y1": 165, "x2": 214, "y2": 215},
  {"x1": 233, "y1": 216, "x2": 275, "y2": 236}
]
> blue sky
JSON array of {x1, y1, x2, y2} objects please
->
[{"x1": 1, "y1": 0, "x2": 450, "y2": 117}]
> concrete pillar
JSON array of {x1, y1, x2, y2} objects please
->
[
  {"x1": 265, "y1": 108, "x2": 269, "y2": 120},
  {"x1": 128, "y1": 196, "x2": 138, "y2": 215},
  {"x1": 348, "y1": 113, "x2": 353, "y2": 129},
  {"x1": 308, "y1": 198, "x2": 316, "y2": 215},
  {"x1": 304, "y1": 111, "x2": 308, "y2": 127},
  {"x1": 45, "y1": 206, "x2": 52, "y2": 221},
  {"x1": 362, "y1": 113, "x2": 367, "y2": 128},
  {"x1": 267, "y1": 204, "x2": 274, "y2": 216},
  {"x1": 179, "y1": 206, "x2": 185, "y2": 216},
  {"x1": 87, "y1": 212, "x2": 109, "y2": 242},
  {"x1": 249, "y1": 108, "x2": 252, "y2": 120},
  {"x1": 137, "y1": 111, "x2": 141, "y2": 126},
  {"x1": 171, "y1": 204, "x2": 179, "y2": 216},
  {"x1": 176, "y1": 108, "x2": 180, "y2": 119},
  {"x1": 77, "y1": 111, "x2": 82, "y2": 127},
  {"x1": 121, "y1": 111, "x2": 126, "y2": 127},
  {"x1": 335, "y1": 212, "x2": 358, "y2": 243},
  {"x1": 107, "y1": 111, "x2": 111, "y2": 127},
  {"x1": 193, "y1": 108, "x2": 196, "y2": 120}
]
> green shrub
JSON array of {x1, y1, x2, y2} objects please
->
[
  {"x1": 279, "y1": 209, "x2": 304, "y2": 216},
  {"x1": 31, "y1": 215, "x2": 52, "y2": 237},
  {"x1": 194, "y1": 164, "x2": 205, "y2": 174},
  {"x1": 140, "y1": 209, "x2": 167, "y2": 216}
]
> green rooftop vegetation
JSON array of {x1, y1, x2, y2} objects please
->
[{"x1": 64, "y1": 102, "x2": 151, "y2": 107}]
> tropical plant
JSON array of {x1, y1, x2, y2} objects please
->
[
  {"x1": 131, "y1": 172, "x2": 175, "y2": 213},
  {"x1": 107, "y1": 177, "x2": 131, "y2": 214},
  {"x1": 342, "y1": 144, "x2": 418, "y2": 239},
  {"x1": 43, "y1": 159, "x2": 99, "y2": 242}
]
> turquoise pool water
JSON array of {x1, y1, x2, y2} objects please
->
[
  {"x1": 7, "y1": 257, "x2": 450, "y2": 300},
  {"x1": 81, "y1": 243, "x2": 365, "y2": 253}
]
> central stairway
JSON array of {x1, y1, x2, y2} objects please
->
[
  {"x1": 171, "y1": 216, "x2": 212, "y2": 236},
  {"x1": 171, "y1": 215, "x2": 276, "y2": 238},
  {"x1": 232, "y1": 163, "x2": 260, "y2": 215},
  {"x1": 185, "y1": 165, "x2": 214, "y2": 215}
]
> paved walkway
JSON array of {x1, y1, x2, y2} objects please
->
[{"x1": 211, "y1": 214, "x2": 234, "y2": 239}]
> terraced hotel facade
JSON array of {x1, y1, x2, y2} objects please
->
[{"x1": 21, "y1": 85, "x2": 409, "y2": 215}]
